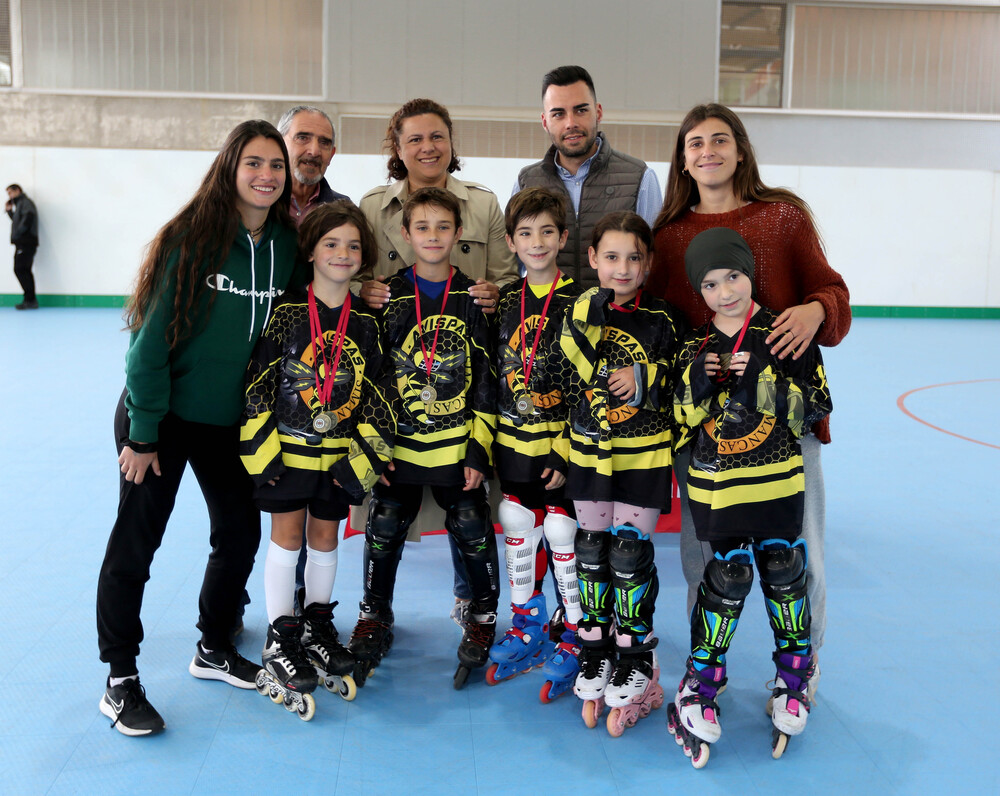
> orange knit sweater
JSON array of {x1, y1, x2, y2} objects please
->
[{"x1": 649, "y1": 201, "x2": 850, "y2": 442}]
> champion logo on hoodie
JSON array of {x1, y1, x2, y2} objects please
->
[{"x1": 206, "y1": 273, "x2": 284, "y2": 302}]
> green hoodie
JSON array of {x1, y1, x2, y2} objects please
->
[{"x1": 125, "y1": 220, "x2": 307, "y2": 443}]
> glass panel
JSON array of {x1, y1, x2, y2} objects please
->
[{"x1": 720, "y1": 2, "x2": 786, "y2": 108}]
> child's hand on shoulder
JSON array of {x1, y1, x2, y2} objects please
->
[
  {"x1": 360, "y1": 276, "x2": 391, "y2": 309},
  {"x1": 608, "y1": 366, "x2": 637, "y2": 401}
]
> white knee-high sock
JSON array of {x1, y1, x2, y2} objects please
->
[
  {"x1": 304, "y1": 545, "x2": 338, "y2": 608},
  {"x1": 264, "y1": 541, "x2": 300, "y2": 623}
]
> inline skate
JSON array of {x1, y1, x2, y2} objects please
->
[
  {"x1": 539, "y1": 616, "x2": 579, "y2": 702},
  {"x1": 256, "y1": 616, "x2": 318, "y2": 721},
  {"x1": 768, "y1": 651, "x2": 817, "y2": 758},
  {"x1": 485, "y1": 593, "x2": 551, "y2": 686},
  {"x1": 603, "y1": 638, "x2": 663, "y2": 736},
  {"x1": 347, "y1": 600, "x2": 394, "y2": 687},
  {"x1": 575, "y1": 640, "x2": 615, "y2": 728},
  {"x1": 666, "y1": 658, "x2": 727, "y2": 768},
  {"x1": 454, "y1": 605, "x2": 496, "y2": 689},
  {"x1": 301, "y1": 599, "x2": 358, "y2": 702}
]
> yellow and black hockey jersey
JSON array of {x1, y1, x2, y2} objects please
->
[
  {"x1": 559, "y1": 287, "x2": 684, "y2": 510},
  {"x1": 380, "y1": 267, "x2": 496, "y2": 486},
  {"x1": 494, "y1": 274, "x2": 581, "y2": 483},
  {"x1": 674, "y1": 306, "x2": 833, "y2": 541},
  {"x1": 240, "y1": 287, "x2": 395, "y2": 504}
]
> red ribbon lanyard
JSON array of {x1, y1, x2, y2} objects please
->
[
  {"x1": 520, "y1": 274, "x2": 560, "y2": 387},
  {"x1": 412, "y1": 266, "x2": 454, "y2": 381},
  {"x1": 610, "y1": 288, "x2": 642, "y2": 313},
  {"x1": 308, "y1": 283, "x2": 351, "y2": 406},
  {"x1": 697, "y1": 300, "x2": 755, "y2": 381}
]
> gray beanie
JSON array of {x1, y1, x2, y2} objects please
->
[{"x1": 684, "y1": 227, "x2": 755, "y2": 291}]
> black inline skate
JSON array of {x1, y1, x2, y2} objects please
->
[
  {"x1": 347, "y1": 600, "x2": 394, "y2": 687},
  {"x1": 454, "y1": 605, "x2": 497, "y2": 689},
  {"x1": 301, "y1": 599, "x2": 358, "y2": 702},
  {"x1": 256, "y1": 615, "x2": 318, "y2": 721}
]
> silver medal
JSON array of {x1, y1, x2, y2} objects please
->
[
  {"x1": 515, "y1": 393, "x2": 534, "y2": 417},
  {"x1": 312, "y1": 411, "x2": 336, "y2": 433},
  {"x1": 420, "y1": 384, "x2": 437, "y2": 404}
]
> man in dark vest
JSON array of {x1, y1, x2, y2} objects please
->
[{"x1": 514, "y1": 65, "x2": 662, "y2": 290}]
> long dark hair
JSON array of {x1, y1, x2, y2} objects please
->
[
  {"x1": 653, "y1": 103, "x2": 818, "y2": 234},
  {"x1": 126, "y1": 120, "x2": 293, "y2": 348},
  {"x1": 384, "y1": 98, "x2": 461, "y2": 182}
]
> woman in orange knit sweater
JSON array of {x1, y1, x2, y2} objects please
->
[{"x1": 647, "y1": 103, "x2": 850, "y2": 657}]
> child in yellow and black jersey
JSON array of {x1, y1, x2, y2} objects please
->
[
  {"x1": 347, "y1": 187, "x2": 501, "y2": 688},
  {"x1": 558, "y1": 211, "x2": 684, "y2": 729},
  {"x1": 241, "y1": 201, "x2": 395, "y2": 713},
  {"x1": 487, "y1": 188, "x2": 583, "y2": 697},
  {"x1": 665, "y1": 228, "x2": 832, "y2": 765}
]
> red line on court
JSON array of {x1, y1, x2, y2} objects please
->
[{"x1": 897, "y1": 379, "x2": 1000, "y2": 450}]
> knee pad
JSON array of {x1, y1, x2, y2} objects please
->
[
  {"x1": 754, "y1": 539, "x2": 810, "y2": 653},
  {"x1": 754, "y1": 538, "x2": 807, "y2": 588},
  {"x1": 691, "y1": 549, "x2": 754, "y2": 665},
  {"x1": 498, "y1": 496, "x2": 543, "y2": 602},
  {"x1": 447, "y1": 498, "x2": 500, "y2": 609},
  {"x1": 446, "y1": 497, "x2": 493, "y2": 546},
  {"x1": 575, "y1": 528, "x2": 612, "y2": 623},
  {"x1": 609, "y1": 533, "x2": 657, "y2": 642},
  {"x1": 544, "y1": 509, "x2": 582, "y2": 625},
  {"x1": 542, "y1": 508, "x2": 577, "y2": 551},
  {"x1": 365, "y1": 495, "x2": 416, "y2": 558}
]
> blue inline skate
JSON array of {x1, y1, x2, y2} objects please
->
[
  {"x1": 485, "y1": 593, "x2": 551, "y2": 686},
  {"x1": 539, "y1": 621, "x2": 579, "y2": 703}
]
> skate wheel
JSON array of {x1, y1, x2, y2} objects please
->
[
  {"x1": 582, "y1": 699, "x2": 599, "y2": 729},
  {"x1": 484, "y1": 663, "x2": 500, "y2": 687},
  {"x1": 338, "y1": 675, "x2": 357, "y2": 702},
  {"x1": 539, "y1": 681, "x2": 554, "y2": 704},
  {"x1": 691, "y1": 742, "x2": 710, "y2": 769},
  {"x1": 297, "y1": 693, "x2": 316, "y2": 721},
  {"x1": 269, "y1": 688, "x2": 284, "y2": 704},
  {"x1": 771, "y1": 730, "x2": 788, "y2": 759},
  {"x1": 606, "y1": 708, "x2": 625, "y2": 737},
  {"x1": 453, "y1": 665, "x2": 470, "y2": 690},
  {"x1": 256, "y1": 680, "x2": 269, "y2": 696}
]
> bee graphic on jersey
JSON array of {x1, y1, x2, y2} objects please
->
[{"x1": 391, "y1": 347, "x2": 467, "y2": 427}]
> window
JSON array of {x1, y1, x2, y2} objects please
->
[
  {"x1": 0, "y1": 0, "x2": 11, "y2": 87},
  {"x1": 721, "y1": 2, "x2": 1000, "y2": 115},
  {"x1": 719, "y1": 2, "x2": 787, "y2": 108}
]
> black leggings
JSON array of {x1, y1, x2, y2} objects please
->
[{"x1": 96, "y1": 391, "x2": 261, "y2": 676}]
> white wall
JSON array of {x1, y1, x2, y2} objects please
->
[{"x1": 3, "y1": 145, "x2": 998, "y2": 308}]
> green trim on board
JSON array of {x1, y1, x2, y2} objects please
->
[
  {"x1": 0, "y1": 294, "x2": 127, "y2": 308},
  {"x1": 2, "y1": 295, "x2": 998, "y2": 319},
  {"x1": 850, "y1": 306, "x2": 1000, "y2": 319}
]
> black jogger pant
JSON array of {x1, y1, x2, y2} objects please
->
[{"x1": 96, "y1": 391, "x2": 261, "y2": 676}]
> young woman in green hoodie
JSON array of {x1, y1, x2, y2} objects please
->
[{"x1": 96, "y1": 119, "x2": 308, "y2": 736}]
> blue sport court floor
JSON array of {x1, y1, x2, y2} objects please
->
[{"x1": 1, "y1": 308, "x2": 997, "y2": 795}]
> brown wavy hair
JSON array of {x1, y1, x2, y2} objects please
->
[
  {"x1": 385, "y1": 98, "x2": 461, "y2": 182},
  {"x1": 505, "y1": 186, "x2": 568, "y2": 237},
  {"x1": 298, "y1": 200, "x2": 378, "y2": 275},
  {"x1": 125, "y1": 120, "x2": 293, "y2": 348},
  {"x1": 653, "y1": 103, "x2": 818, "y2": 235}
]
